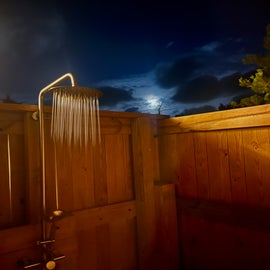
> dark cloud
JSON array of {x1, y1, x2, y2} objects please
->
[
  {"x1": 172, "y1": 75, "x2": 219, "y2": 103},
  {"x1": 96, "y1": 86, "x2": 135, "y2": 107},
  {"x1": 218, "y1": 70, "x2": 257, "y2": 98},
  {"x1": 155, "y1": 57, "x2": 201, "y2": 88},
  {"x1": 171, "y1": 70, "x2": 256, "y2": 103},
  {"x1": 177, "y1": 105, "x2": 217, "y2": 116},
  {"x1": 219, "y1": 72, "x2": 245, "y2": 95}
]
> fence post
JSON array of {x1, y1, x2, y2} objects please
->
[{"x1": 131, "y1": 116, "x2": 160, "y2": 269}]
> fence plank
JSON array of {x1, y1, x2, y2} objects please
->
[
  {"x1": 9, "y1": 134, "x2": 26, "y2": 226},
  {"x1": 206, "y1": 131, "x2": 231, "y2": 202},
  {"x1": 227, "y1": 129, "x2": 248, "y2": 204},
  {"x1": 24, "y1": 112, "x2": 41, "y2": 224},
  {"x1": 154, "y1": 184, "x2": 180, "y2": 269},
  {"x1": 0, "y1": 134, "x2": 11, "y2": 228},
  {"x1": 105, "y1": 134, "x2": 133, "y2": 203},
  {"x1": 132, "y1": 116, "x2": 159, "y2": 270},
  {"x1": 241, "y1": 128, "x2": 270, "y2": 206},
  {"x1": 193, "y1": 132, "x2": 210, "y2": 199},
  {"x1": 176, "y1": 133, "x2": 197, "y2": 198}
]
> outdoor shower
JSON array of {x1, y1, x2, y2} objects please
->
[{"x1": 18, "y1": 73, "x2": 102, "y2": 269}]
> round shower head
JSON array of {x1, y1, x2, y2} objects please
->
[
  {"x1": 49, "y1": 86, "x2": 103, "y2": 97},
  {"x1": 50, "y1": 85, "x2": 103, "y2": 146}
]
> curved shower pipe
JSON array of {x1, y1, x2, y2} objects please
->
[
  {"x1": 38, "y1": 73, "x2": 77, "y2": 242},
  {"x1": 36, "y1": 73, "x2": 77, "y2": 270},
  {"x1": 18, "y1": 73, "x2": 77, "y2": 270}
]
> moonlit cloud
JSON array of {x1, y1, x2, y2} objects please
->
[
  {"x1": 90, "y1": 37, "x2": 260, "y2": 116},
  {"x1": 94, "y1": 72, "x2": 176, "y2": 115}
]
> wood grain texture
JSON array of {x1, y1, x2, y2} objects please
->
[
  {"x1": 159, "y1": 108, "x2": 270, "y2": 270},
  {"x1": 131, "y1": 116, "x2": 159, "y2": 270}
]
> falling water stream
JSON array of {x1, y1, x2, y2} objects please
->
[{"x1": 50, "y1": 87, "x2": 101, "y2": 147}]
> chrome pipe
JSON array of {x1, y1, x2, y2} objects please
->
[{"x1": 38, "y1": 73, "x2": 77, "y2": 242}]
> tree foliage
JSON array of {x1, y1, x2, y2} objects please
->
[{"x1": 220, "y1": 24, "x2": 270, "y2": 110}]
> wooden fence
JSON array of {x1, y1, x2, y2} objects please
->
[
  {"x1": 158, "y1": 104, "x2": 270, "y2": 270},
  {"x1": 2, "y1": 102, "x2": 270, "y2": 270},
  {"x1": 0, "y1": 103, "x2": 179, "y2": 270}
]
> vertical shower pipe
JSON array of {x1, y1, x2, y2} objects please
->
[{"x1": 38, "y1": 73, "x2": 77, "y2": 242}]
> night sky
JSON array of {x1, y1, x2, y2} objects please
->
[{"x1": 0, "y1": 0, "x2": 269, "y2": 116}]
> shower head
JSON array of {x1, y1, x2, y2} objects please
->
[
  {"x1": 50, "y1": 85, "x2": 103, "y2": 146},
  {"x1": 47, "y1": 86, "x2": 103, "y2": 97}
]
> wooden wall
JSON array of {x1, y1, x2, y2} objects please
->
[
  {"x1": 0, "y1": 103, "x2": 179, "y2": 270},
  {"x1": 158, "y1": 104, "x2": 270, "y2": 270},
  {"x1": 5, "y1": 100, "x2": 270, "y2": 270}
]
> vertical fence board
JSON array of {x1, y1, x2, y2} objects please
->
[
  {"x1": 56, "y1": 144, "x2": 74, "y2": 211},
  {"x1": 132, "y1": 117, "x2": 159, "y2": 270},
  {"x1": 193, "y1": 132, "x2": 210, "y2": 199},
  {"x1": 109, "y1": 218, "x2": 137, "y2": 270},
  {"x1": 227, "y1": 129, "x2": 248, "y2": 204},
  {"x1": 77, "y1": 225, "x2": 98, "y2": 270},
  {"x1": 93, "y1": 136, "x2": 108, "y2": 206},
  {"x1": 96, "y1": 224, "x2": 111, "y2": 270},
  {"x1": 154, "y1": 184, "x2": 179, "y2": 269},
  {"x1": 0, "y1": 134, "x2": 11, "y2": 228},
  {"x1": 24, "y1": 112, "x2": 40, "y2": 224},
  {"x1": 105, "y1": 134, "x2": 133, "y2": 203},
  {"x1": 176, "y1": 133, "x2": 197, "y2": 198},
  {"x1": 159, "y1": 134, "x2": 179, "y2": 183},
  {"x1": 71, "y1": 146, "x2": 95, "y2": 210},
  {"x1": 241, "y1": 128, "x2": 270, "y2": 206},
  {"x1": 179, "y1": 214, "x2": 212, "y2": 269},
  {"x1": 206, "y1": 131, "x2": 231, "y2": 202},
  {"x1": 9, "y1": 134, "x2": 26, "y2": 226}
]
